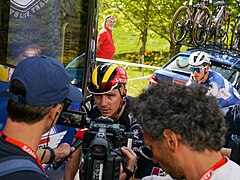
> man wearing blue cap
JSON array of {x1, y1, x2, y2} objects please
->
[{"x1": 0, "y1": 55, "x2": 83, "y2": 179}]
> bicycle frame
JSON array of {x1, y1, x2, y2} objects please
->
[
  {"x1": 230, "y1": 0, "x2": 240, "y2": 51},
  {"x1": 207, "y1": 0, "x2": 230, "y2": 47},
  {"x1": 170, "y1": 0, "x2": 212, "y2": 45},
  {"x1": 212, "y1": 1, "x2": 226, "y2": 26}
]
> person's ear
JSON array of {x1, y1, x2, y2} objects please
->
[
  {"x1": 206, "y1": 66, "x2": 210, "y2": 71},
  {"x1": 122, "y1": 89, "x2": 127, "y2": 102},
  {"x1": 123, "y1": 88, "x2": 127, "y2": 96},
  {"x1": 122, "y1": 88, "x2": 127, "y2": 97},
  {"x1": 162, "y1": 129, "x2": 179, "y2": 152},
  {"x1": 50, "y1": 104, "x2": 62, "y2": 120}
]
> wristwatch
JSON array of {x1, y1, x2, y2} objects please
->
[{"x1": 45, "y1": 147, "x2": 55, "y2": 164}]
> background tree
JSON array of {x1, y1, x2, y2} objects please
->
[
  {"x1": 98, "y1": 0, "x2": 238, "y2": 62},
  {"x1": 99, "y1": 0, "x2": 184, "y2": 60},
  {"x1": 148, "y1": 0, "x2": 184, "y2": 57}
]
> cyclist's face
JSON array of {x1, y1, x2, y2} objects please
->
[
  {"x1": 190, "y1": 65, "x2": 207, "y2": 81},
  {"x1": 105, "y1": 18, "x2": 115, "y2": 30},
  {"x1": 94, "y1": 88, "x2": 122, "y2": 117}
]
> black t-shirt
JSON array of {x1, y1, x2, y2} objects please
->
[
  {"x1": 0, "y1": 136, "x2": 49, "y2": 180},
  {"x1": 82, "y1": 95, "x2": 162, "y2": 178}
]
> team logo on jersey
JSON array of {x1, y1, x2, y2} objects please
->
[
  {"x1": 133, "y1": 129, "x2": 139, "y2": 140},
  {"x1": 39, "y1": 126, "x2": 67, "y2": 149},
  {"x1": 10, "y1": 0, "x2": 49, "y2": 18},
  {"x1": 231, "y1": 134, "x2": 238, "y2": 141},
  {"x1": 151, "y1": 167, "x2": 165, "y2": 176}
]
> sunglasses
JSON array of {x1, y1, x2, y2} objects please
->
[
  {"x1": 87, "y1": 82, "x2": 119, "y2": 94},
  {"x1": 139, "y1": 145, "x2": 153, "y2": 160},
  {"x1": 189, "y1": 67, "x2": 206, "y2": 73}
]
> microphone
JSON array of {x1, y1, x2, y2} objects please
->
[
  {"x1": 75, "y1": 128, "x2": 90, "y2": 139},
  {"x1": 52, "y1": 128, "x2": 89, "y2": 170}
]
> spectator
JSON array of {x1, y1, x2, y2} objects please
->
[
  {"x1": 186, "y1": 51, "x2": 240, "y2": 148},
  {"x1": 14, "y1": 44, "x2": 42, "y2": 66},
  {"x1": 64, "y1": 64, "x2": 160, "y2": 180},
  {"x1": 22, "y1": 44, "x2": 42, "y2": 58},
  {"x1": 132, "y1": 82, "x2": 240, "y2": 179},
  {"x1": 96, "y1": 15, "x2": 115, "y2": 60},
  {"x1": 0, "y1": 55, "x2": 83, "y2": 179}
]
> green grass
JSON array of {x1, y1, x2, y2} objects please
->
[
  {"x1": 111, "y1": 64, "x2": 155, "y2": 97},
  {"x1": 113, "y1": 28, "x2": 169, "y2": 55}
]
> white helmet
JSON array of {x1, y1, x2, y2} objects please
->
[{"x1": 189, "y1": 51, "x2": 211, "y2": 66}]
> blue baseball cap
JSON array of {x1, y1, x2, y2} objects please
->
[{"x1": 6, "y1": 55, "x2": 83, "y2": 106}]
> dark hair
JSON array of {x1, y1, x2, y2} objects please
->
[
  {"x1": 132, "y1": 82, "x2": 227, "y2": 152},
  {"x1": 7, "y1": 80, "x2": 52, "y2": 124}
]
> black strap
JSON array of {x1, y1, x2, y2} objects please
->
[
  {"x1": 44, "y1": 147, "x2": 55, "y2": 164},
  {"x1": 123, "y1": 166, "x2": 135, "y2": 180},
  {"x1": 40, "y1": 149, "x2": 47, "y2": 162},
  {"x1": 121, "y1": 155, "x2": 135, "y2": 180},
  {"x1": 0, "y1": 91, "x2": 26, "y2": 104},
  {"x1": 0, "y1": 158, "x2": 45, "y2": 177}
]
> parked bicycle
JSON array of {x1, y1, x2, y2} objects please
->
[
  {"x1": 230, "y1": 0, "x2": 240, "y2": 51},
  {"x1": 170, "y1": 0, "x2": 211, "y2": 45},
  {"x1": 192, "y1": 0, "x2": 231, "y2": 48}
]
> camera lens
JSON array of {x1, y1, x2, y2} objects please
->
[
  {"x1": 139, "y1": 145, "x2": 153, "y2": 160},
  {"x1": 92, "y1": 145, "x2": 104, "y2": 153}
]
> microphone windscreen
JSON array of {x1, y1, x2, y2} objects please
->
[{"x1": 74, "y1": 128, "x2": 89, "y2": 139}]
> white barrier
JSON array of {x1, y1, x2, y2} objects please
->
[{"x1": 96, "y1": 58, "x2": 160, "y2": 70}]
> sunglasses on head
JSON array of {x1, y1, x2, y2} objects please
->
[{"x1": 189, "y1": 66, "x2": 206, "y2": 73}]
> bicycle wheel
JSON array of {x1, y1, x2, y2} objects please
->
[
  {"x1": 230, "y1": 16, "x2": 240, "y2": 51},
  {"x1": 214, "y1": 11, "x2": 231, "y2": 48},
  {"x1": 192, "y1": 6, "x2": 212, "y2": 46},
  {"x1": 170, "y1": 6, "x2": 191, "y2": 45}
]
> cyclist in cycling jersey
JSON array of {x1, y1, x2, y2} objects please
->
[
  {"x1": 64, "y1": 64, "x2": 162, "y2": 179},
  {"x1": 187, "y1": 51, "x2": 240, "y2": 148}
]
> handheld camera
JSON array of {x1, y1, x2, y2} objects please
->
[{"x1": 82, "y1": 116, "x2": 134, "y2": 180}]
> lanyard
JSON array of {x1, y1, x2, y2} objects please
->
[
  {"x1": 0, "y1": 132, "x2": 46, "y2": 174},
  {"x1": 200, "y1": 157, "x2": 227, "y2": 180}
]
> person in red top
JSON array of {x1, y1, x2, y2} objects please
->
[{"x1": 96, "y1": 15, "x2": 115, "y2": 59}]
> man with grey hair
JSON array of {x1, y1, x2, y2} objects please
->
[
  {"x1": 96, "y1": 15, "x2": 115, "y2": 59},
  {"x1": 132, "y1": 82, "x2": 240, "y2": 179}
]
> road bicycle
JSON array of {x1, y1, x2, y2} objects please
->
[
  {"x1": 192, "y1": 0, "x2": 231, "y2": 47},
  {"x1": 170, "y1": 0, "x2": 211, "y2": 45},
  {"x1": 230, "y1": 0, "x2": 240, "y2": 51}
]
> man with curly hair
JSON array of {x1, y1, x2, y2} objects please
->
[{"x1": 132, "y1": 82, "x2": 240, "y2": 179}]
